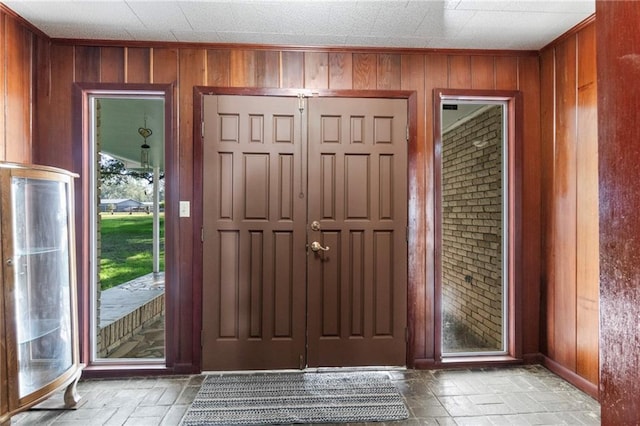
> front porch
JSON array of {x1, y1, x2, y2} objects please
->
[{"x1": 99, "y1": 272, "x2": 165, "y2": 358}]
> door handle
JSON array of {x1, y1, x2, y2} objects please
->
[{"x1": 310, "y1": 241, "x2": 330, "y2": 252}]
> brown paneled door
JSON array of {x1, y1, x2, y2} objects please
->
[
  {"x1": 202, "y1": 94, "x2": 407, "y2": 371},
  {"x1": 306, "y1": 97, "x2": 408, "y2": 367}
]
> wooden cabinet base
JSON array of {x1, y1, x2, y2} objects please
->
[{"x1": 63, "y1": 368, "x2": 83, "y2": 408}]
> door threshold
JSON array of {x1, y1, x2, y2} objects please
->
[
  {"x1": 201, "y1": 366, "x2": 407, "y2": 375},
  {"x1": 309, "y1": 366, "x2": 407, "y2": 373}
]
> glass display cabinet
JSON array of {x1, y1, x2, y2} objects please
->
[{"x1": 0, "y1": 163, "x2": 82, "y2": 424}]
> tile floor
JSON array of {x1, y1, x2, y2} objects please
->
[{"x1": 12, "y1": 365, "x2": 599, "y2": 425}]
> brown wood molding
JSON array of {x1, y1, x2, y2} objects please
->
[
  {"x1": 195, "y1": 86, "x2": 415, "y2": 99},
  {"x1": 541, "y1": 14, "x2": 596, "y2": 52},
  {"x1": 192, "y1": 86, "x2": 420, "y2": 370},
  {"x1": 543, "y1": 356, "x2": 598, "y2": 400},
  {"x1": 0, "y1": 3, "x2": 49, "y2": 39},
  {"x1": 72, "y1": 82, "x2": 179, "y2": 373},
  {"x1": 51, "y1": 37, "x2": 539, "y2": 57},
  {"x1": 432, "y1": 88, "x2": 524, "y2": 364},
  {"x1": 415, "y1": 357, "x2": 522, "y2": 370}
]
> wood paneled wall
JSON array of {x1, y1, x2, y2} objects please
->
[
  {"x1": 540, "y1": 20, "x2": 599, "y2": 396},
  {"x1": 32, "y1": 42, "x2": 541, "y2": 371},
  {"x1": 0, "y1": 8, "x2": 33, "y2": 163},
  {"x1": 597, "y1": 1, "x2": 640, "y2": 422},
  {"x1": 0, "y1": 1, "x2": 544, "y2": 371}
]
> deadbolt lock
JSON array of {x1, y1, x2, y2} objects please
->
[{"x1": 310, "y1": 220, "x2": 321, "y2": 231}]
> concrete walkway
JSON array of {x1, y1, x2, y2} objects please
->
[{"x1": 100, "y1": 272, "x2": 165, "y2": 328}]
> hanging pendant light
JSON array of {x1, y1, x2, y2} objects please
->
[{"x1": 138, "y1": 116, "x2": 153, "y2": 171}]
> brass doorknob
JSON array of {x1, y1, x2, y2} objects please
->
[{"x1": 310, "y1": 241, "x2": 330, "y2": 252}]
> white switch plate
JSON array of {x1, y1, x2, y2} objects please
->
[{"x1": 179, "y1": 201, "x2": 190, "y2": 217}]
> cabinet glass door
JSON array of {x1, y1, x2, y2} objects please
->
[{"x1": 11, "y1": 176, "x2": 74, "y2": 398}]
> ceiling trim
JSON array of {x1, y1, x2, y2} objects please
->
[
  {"x1": 0, "y1": 3, "x2": 49, "y2": 39},
  {"x1": 541, "y1": 14, "x2": 595, "y2": 52},
  {"x1": 50, "y1": 37, "x2": 539, "y2": 57}
]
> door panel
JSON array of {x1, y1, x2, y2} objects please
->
[
  {"x1": 306, "y1": 98, "x2": 408, "y2": 367},
  {"x1": 202, "y1": 95, "x2": 407, "y2": 370},
  {"x1": 202, "y1": 95, "x2": 306, "y2": 370}
]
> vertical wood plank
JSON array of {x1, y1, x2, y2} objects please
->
[
  {"x1": 448, "y1": 55, "x2": 471, "y2": 89},
  {"x1": 353, "y1": 53, "x2": 376, "y2": 90},
  {"x1": 126, "y1": 47, "x2": 150, "y2": 83},
  {"x1": 470, "y1": 55, "x2": 495, "y2": 89},
  {"x1": 100, "y1": 47, "x2": 124, "y2": 83},
  {"x1": 518, "y1": 54, "x2": 542, "y2": 356},
  {"x1": 32, "y1": 35, "x2": 50, "y2": 166},
  {"x1": 576, "y1": 82, "x2": 599, "y2": 385},
  {"x1": 553, "y1": 36, "x2": 577, "y2": 371},
  {"x1": 75, "y1": 46, "x2": 101, "y2": 83},
  {"x1": 153, "y1": 48, "x2": 178, "y2": 84},
  {"x1": 304, "y1": 52, "x2": 329, "y2": 89},
  {"x1": 576, "y1": 23, "x2": 598, "y2": 385},
  {"x1": 424, "y1": 53, "x2": 448, "y2": 360},
  {"x1": 539, "y1": 47, "x2": 556, "y2": 359},
  {"x1": 578, "y1": 23, "x2": 596, "y2": 89},
  {"x1": 0, "y1": 13, "x2": 5, "y2": 161},
  {"x1": 43, "y1": 44, "x2": 75, "y2": 170},
  {"x1": 495, "y1": 56, "x2": 518, "y2": 90},
  {"x1": 282, "y1": 51, "x2": 304, "y2": 88},
  {"x1": 4, "y1": 16, "x2": 32, "y2": 163},
  {"x1": 178, "y1": 48, "x2": 205, "y2": 364},
  {"x1": 329, "y1": 52, "x2": 352, "y2": 89},
  {"x1": 402, "y1": 54, "x2": 426, "y2": 362},
  {"x1": 230, "y1": 50, "x2": 252, "y2": 87},
  {"x1": 377, "y1": 54, "x2": 401, "y2": 90},
  {"x1": 256, "y1": 50, "x2": 279, "y2": 88},
  {"x1": 206, "y1": 50, "x2": 230, "y2": 86}
]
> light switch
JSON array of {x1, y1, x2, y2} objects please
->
[{"x1": 179, "y1": 201, "x2": 190, "y2": 217}]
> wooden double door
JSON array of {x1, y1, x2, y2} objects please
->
[{"x1": 201, "y1": 94, "x2": 408, "y2": 370}]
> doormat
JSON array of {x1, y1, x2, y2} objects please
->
[{"x1": 180, "y1": 372, "x2": 409, "y2": 425}]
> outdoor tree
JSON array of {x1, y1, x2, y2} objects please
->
[
  {"x1": 99, "y1": 154, "x2": 164, "y2": 185},
  {"x1": 99, "y1": 154, "x2": 164, "y2": 202}
]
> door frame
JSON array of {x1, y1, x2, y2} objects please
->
[
  {"x1": 192, "y1": 87, "x2": 418, "y2": 369},
  {"x1": 432, "y1": 88, "x2": 523, "y2": 365},
  {"x1": 72, "y1": 82, "x2": 177, "y2": 373}
]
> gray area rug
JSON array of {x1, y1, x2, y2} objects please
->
[{"x1": 180, "y1": 372, "x2": 409, "y2": 425}]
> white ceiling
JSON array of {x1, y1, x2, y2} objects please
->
[{"x1": 4, "y1": 0, "x2": 594, "y2": 50}]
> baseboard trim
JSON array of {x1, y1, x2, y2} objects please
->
[
  {"x1": 542, "y1": 355, "x2": 599, "y2": 400},
  {"x1": 522, "y1": 352, "x2": 544, "y2": 364}
]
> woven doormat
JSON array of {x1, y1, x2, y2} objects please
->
[{"x1": 180, "y1": 372, "x2": 409, "y2": 425}]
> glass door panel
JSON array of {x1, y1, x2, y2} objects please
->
[
  {"x1": 440, "y1": 101, "x2": 508, "y2": 356},
  {"x1": 11, "y1": 177, "x2": 74, "y2": 397}
]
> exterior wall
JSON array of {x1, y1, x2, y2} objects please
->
[
  {"x1": 442, "y1": 105, "x2": 503, "y2": 349},
  {"x1": 540, "y1": 20, "x2": 599, "y2": 395}
]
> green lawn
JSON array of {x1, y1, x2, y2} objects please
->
[{"x1": 99, "y1": 213, "x2": 165, "y2": 290}]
